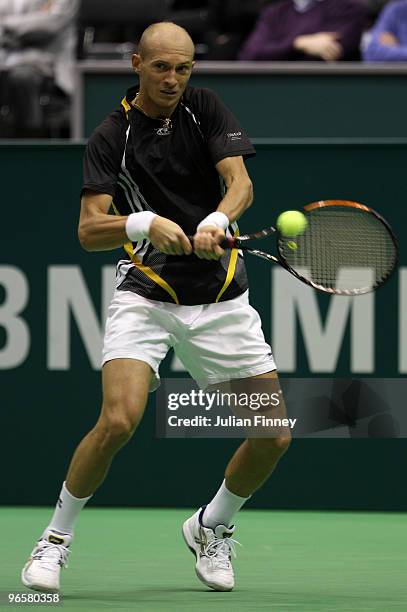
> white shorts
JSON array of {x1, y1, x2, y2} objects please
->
[{"x1": 102, "y1": 289, "x2": 276, "y2": 391}]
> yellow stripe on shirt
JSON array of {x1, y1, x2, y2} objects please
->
[
  {"x1": 215, "y1": 227, "x2": 240, "y2": 303},
  {"x1": 112, "y1": 202, "x2": 180, "y2": 304},
  {"x1": 121, "y1": 97, "x2": 131, "y2": 117}
]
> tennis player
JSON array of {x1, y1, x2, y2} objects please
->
[{"x1": 21, "y1": 21, "x2": 291, "y2": 594}]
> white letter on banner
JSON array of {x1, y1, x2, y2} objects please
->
[
  {"x1": 0, "y1": 266, "x2": 30, "y2": 368},
  {"x1": 272, "y1": 268, "x2": 374, "y2": 373},
  {"x1": 47, "y1": 266, "x2": 115, "y2": 370},
  {"x1": 399, "y1": 268, "x2": 407, "y2": 373}
]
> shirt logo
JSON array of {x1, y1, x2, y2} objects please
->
[
  {"x1": 156, "y1": 118, "x2": 173, "y2": 137},
  {"x1": 227, "y1": 131, "x2": 242, "y2": 141},
  {"x1": 156, "y1": 126, "x2": 172, "y2": 136}
]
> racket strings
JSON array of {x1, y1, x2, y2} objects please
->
[{"x1": 279, "y1": 207, "x2": 397, "y2": 294}]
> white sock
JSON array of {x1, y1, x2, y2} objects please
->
[
  {"x1": 46, "y1": 482, "x2": 92, "y2": 535},
  {"x1": 202, "y1": 480, "x2": 250, "y2": 529}
]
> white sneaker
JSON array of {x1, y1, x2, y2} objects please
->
[
  {"x1": 182, "y1": 507, "x2": 239, "y2": 591},
  {"x1": 21, "y1": 529, "x2": 72, "y2": 593}
]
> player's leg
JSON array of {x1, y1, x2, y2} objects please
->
[
  {"x1": 21, "y1": 358, "x2": 151, "y2": 593},
  {"x1": 180, "y1": 292, "x2": 288, "y2": 590},
  {"x1": 22, "y1": 288, "x2": 173, "y2": 593},
  {"x1": 65, "y1": 358, "x2": 151, "y2": 498},
  {"x1": 223, "y1": 370, "x2": 291, "y2": 499},
  {"x1": 183, "y1": 370, "x2": 290, "y2": 591}
]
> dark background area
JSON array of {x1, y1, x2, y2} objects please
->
[{"x1": 0, "y1": 141, "x2": 405, "y2": 511}]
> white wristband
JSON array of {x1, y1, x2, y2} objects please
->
[
  {"x1": 125, "y1": 211, "x2": 157, "y2": 242},
  {"x1": 197, "y1": 211, "x2": 229, "y2": 231}
]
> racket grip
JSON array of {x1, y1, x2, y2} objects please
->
[
  {"x1": 188, "y1": 235, "x2": 237, "y2": 249},
  {"x1": 219, "y1": 237, "x2": 236, "y2": 249}
]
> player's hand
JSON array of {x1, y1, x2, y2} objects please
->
[
  {"x1": 149, "y1": 216, "x2": 192, "y2": 255},
  {"x1": 192, "y1": 226, "x2": 226, "y2": 260},
  {"x1": 294, "y1": 32, "x2": 342, "y2": 61}
]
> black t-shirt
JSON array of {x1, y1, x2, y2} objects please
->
[{"x1": 82, "y1": 85, "x2": 255, "y2": 305}]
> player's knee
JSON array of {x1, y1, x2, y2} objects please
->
[
  {"x1": 249, "y1": 434, "x2": 291, "y2": 458},
  {"x1": 98, "y1": 416, "x2": 135, "y2": 450},
  {"x1": 97, "y1": 402, "x2": 142, "y2": 449},
  {"x1": 272, "y1": 434, "x2": 292, "y2": 454}
]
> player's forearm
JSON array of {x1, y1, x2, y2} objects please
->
[
  {"x1": 78, "y1": 212, "x2": 129, "y2": 252},
  {"x1": 217, "y1": 177, "x2": 253, "y2": 223}
]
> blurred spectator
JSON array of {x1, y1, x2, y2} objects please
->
[
  {"x1": 238, "y1": 0, "x2": 366, "y2": 61},
  {"x1": 363, "y1": 0, "x2": 407, "y2": 60},
  {"x1": 0, "y1": 0, "x2": 79, "y2": 138}
]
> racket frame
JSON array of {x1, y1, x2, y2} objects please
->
[{"x1": 221, "y1": 200, "x2": 399, "y2": 295}]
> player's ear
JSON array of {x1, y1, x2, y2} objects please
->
[{"x1": 132, "y1": 54, "x2": 142, "y2": 74}]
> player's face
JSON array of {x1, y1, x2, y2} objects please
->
[{"x1": 133, "y1": 43, "x2": 194, "y2": 116}]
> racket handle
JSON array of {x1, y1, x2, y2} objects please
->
[
  {"x1": 219, "y1": 237, "x2": 237, "y2": 249},
  {"x1": 187, "y1": 235, "x2": 237, "y2": 249}
]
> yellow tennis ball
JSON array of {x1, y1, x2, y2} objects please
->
[
  {"x1": 276, "y1": 210, "x2": 307, "y2": 236},
  {"x1": 287, "y1": 240, "x2": 298, "y2": 250}
]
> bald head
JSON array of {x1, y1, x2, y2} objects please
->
[
  {"x1": 138, "y1": 22, "x2": 195, "y2": 60},
  {"x1": 133, "y1": 22, "x2": 195, "y2": 118}
]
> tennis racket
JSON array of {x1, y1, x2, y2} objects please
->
[{"x1": 220, "y1": 200, "x2": 398, "y2": 295}]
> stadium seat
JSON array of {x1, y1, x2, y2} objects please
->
[{"x1": 78, "y1": 0, "x2": 169, "y2": 60}]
